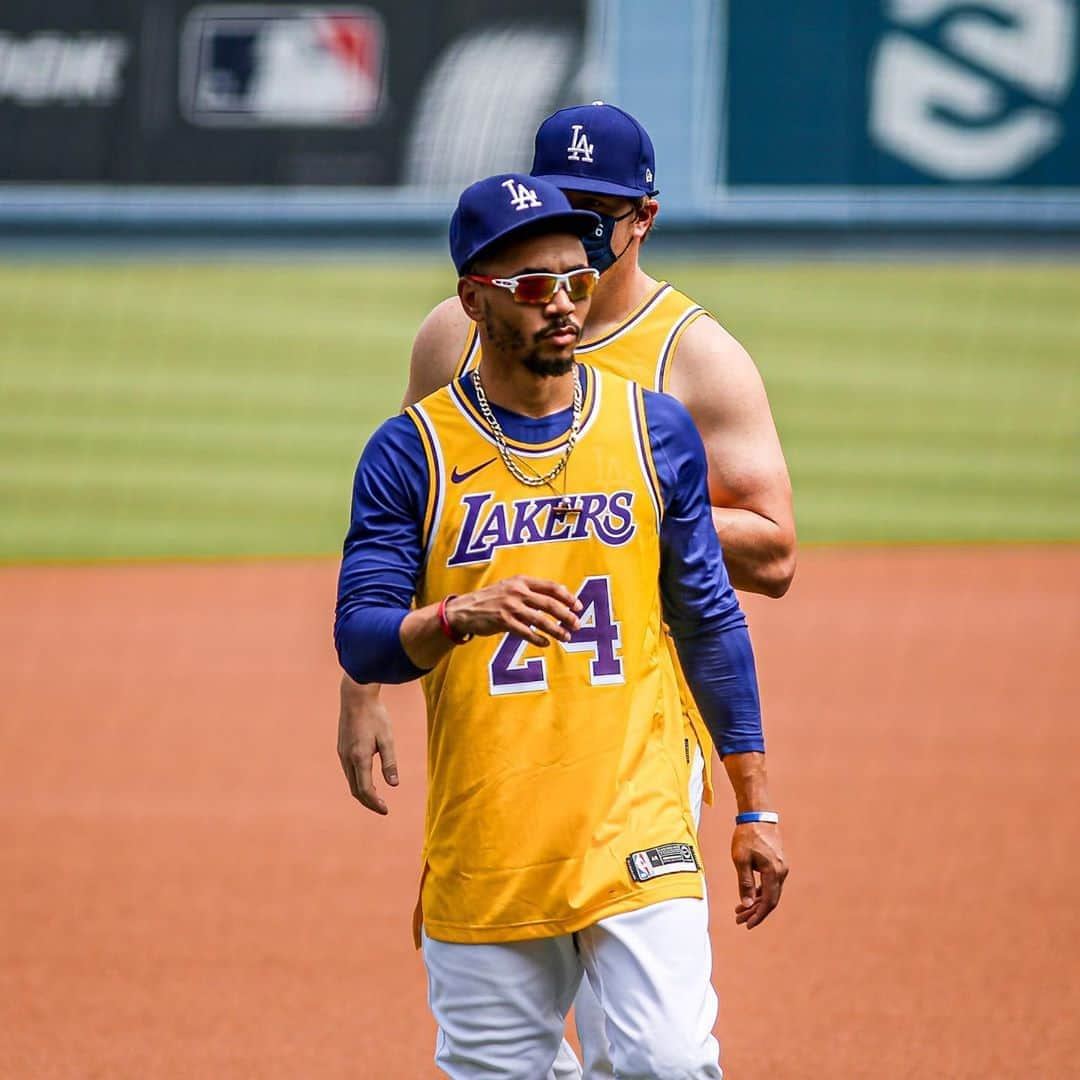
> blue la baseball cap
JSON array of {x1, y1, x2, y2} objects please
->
[
  {"x1": 531, "y1": 102, "x2": 659, "y2": 199},
  {"x1": 449, "y1": 173, "x2": 600, "y2": 275}
]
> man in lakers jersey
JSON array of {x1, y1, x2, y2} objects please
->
[
  {"x1": 338, "y1": 104, "x2": 791, "y2": 1078},
  {"x1": 335, "y1": 174, "x2": 771, "y2": 1077}
]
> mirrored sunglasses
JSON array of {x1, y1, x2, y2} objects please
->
[{"x1": 466, "y1": 267, "x2": 600, "y2": 305}]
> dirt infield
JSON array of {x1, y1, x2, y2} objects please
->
[{"x1": 2, "y1": 547, "x2": 1078, "y2": 1078}]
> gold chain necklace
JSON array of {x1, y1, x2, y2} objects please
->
[{"x1": 471, "y1": 368, "x2": 582, "y2": 490}]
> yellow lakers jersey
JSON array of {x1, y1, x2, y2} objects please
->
[
  {"x1": 454, "y1": 282, "x2": 716, "y2": 803},
  {"x1": 405, "y1": 366, "x2": 702, "y2": 945}
]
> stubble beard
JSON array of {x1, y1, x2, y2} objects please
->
[
  {"x1": 521, "y1": 352, "x2": 575, "y2": 377},
  {"x1": 483, "y1": 304, "x2": 578, "y2": 378}
]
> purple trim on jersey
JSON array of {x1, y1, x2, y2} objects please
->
[
  {"x1": 628, "y1": 382, "x2": 662, "y2": 531},
  {"x1": 455, "y1": 323, "x2": 480, "y2": 378},
  {"x1": 655, "y1": 306, "x2": 705, "y2": 392},
  {"x1": 576, "y1": 283, "x2": 671, "y2": 353},
  {"x1": 406, "y1": 403, "x2": 443, "y2": 560},
  {"x1": 449, "y1": 364, "x2": 598, "y2": 455}
]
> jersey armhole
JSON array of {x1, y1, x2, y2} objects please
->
[
  {"x1": 403, "y1": 404, "x2": 443, "y2": 559},
  {"x1": 629, "y1": 382, "x2": 664, "y2": 530},
  {"x1": 655, "y1": 307, "x2": 709, "y2": 393}
]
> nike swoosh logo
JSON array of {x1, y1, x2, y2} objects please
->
[{"x1": 450, "y1": 458, "x2": 497, "y2": 484}]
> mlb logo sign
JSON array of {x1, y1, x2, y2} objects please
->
[{"x1": 181, "y1": 5, "x2": 384, "y2": 126}]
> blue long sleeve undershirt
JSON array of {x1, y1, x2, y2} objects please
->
[{"x1": 334, "y1": 372, "x2": 764, "y2": 756}]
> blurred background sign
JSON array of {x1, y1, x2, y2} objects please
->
[
  {"x1": 724, "y1": 0, "x2": 1079, "y2": 186},
  {"x1": 1, "y1": 0, "x2": 1077, "y2": 226},
  {"x1": 179, "y1": 7, "x2": 387, "y2": 129},
  {"x1": 0, "y1": 0, "x2": 587, "y2": 186}
]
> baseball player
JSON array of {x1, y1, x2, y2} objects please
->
[
  {"x1": 335, "y1": 172, "x2": 774, "y2": 1078},
  {"x1": 337, "y1": 103, "x2": 791, "y2": 1077}
]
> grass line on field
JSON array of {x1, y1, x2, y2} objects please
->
[{"x1": 1, "y1": 260, "x2": 1077, "y2": 559}]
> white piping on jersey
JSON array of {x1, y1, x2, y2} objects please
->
[
  {"x1": 575, "y1": 283, "x2": 673, "y2": 354},
  {"x1": 654, "y1": 305, "x2": 706, "y2": 391},
  {"x1": 628, "y1": 381, "x2": 662, "y2": 533},
  {"x1": 447, "y1": 370, "x2": 604, "y2": 459},
  {"x1": 411, "y1": 402, "x2": 446, "y2": 566}
]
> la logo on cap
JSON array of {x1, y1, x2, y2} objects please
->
[
  {"x1": 502, "y1": 177, "x2": 542, "y2": 211},
  {"x1": 567, "y1": 123, "x2": 594, "y2": 163}
]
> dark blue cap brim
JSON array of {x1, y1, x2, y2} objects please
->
[
  {"x1": 460, "y1": 208, "x2": 600, "y2": 273},
  {"x1": 533, "y1": 172, "x2": 659, "y2": 199}
]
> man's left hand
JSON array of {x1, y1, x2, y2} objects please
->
[{"x1": 731, "y1": 822, "x2": 787, "y2": 929}]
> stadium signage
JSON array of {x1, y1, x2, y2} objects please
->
[
  {"x1": 724, "y1": 1, "x2": 1080, "y2": 188},
  {"x1": 870, "y1": 0, "x2": 1078, "y2": 180},
  {"x1": 0, "y1": 32, "x2": 129, "y2": 105},
  {"x1": 179, "y1": 5, "x2": 385, "y2": 126},
  {"x1": 0, "y1": 0, "x2": 588, "y2": 186}
]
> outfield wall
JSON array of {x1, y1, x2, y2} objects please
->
[{"x1": 2, "y1": 0, "x2": 1078, "y2": 230}]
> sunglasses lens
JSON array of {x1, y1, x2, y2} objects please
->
[
  {"x1": 512, "y1": 275, "x2": 559, "y2": 304},
  {"x1": 509, "y1": 270, "x2": 598, "y2": 304},
  {"x1": 566, "y1": 270, "x2": 598, "y2": 301}
]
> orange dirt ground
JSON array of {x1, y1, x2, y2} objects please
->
[{"x1": 2, "y1": 547, "x2": 1078, "y2": 1079}]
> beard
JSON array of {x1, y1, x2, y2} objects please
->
[
  {"x1": 521, "y1": 351, "x2": 576, "y2": 377},
  {"x1": 482, "y1": 303, "x2": 580, "y2": 378}
]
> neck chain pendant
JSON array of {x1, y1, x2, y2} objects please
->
[{"x1": 553, "y1": 499, "x2": 580, "y2": 521}]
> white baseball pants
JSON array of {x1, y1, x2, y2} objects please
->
[
  {"x1": 423, "y1": 896, "x2": 720, "y2": 1079},
  {"x1": 566, "y1": 744, "x2": 708, "y2": 1078},
  {"x1": 423, "y1": 759, "x2": 720, "y2": 1080}
]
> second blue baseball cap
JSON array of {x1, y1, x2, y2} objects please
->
[
  {"x1": 449, "y1": 173, "x2": 600, "y2": 275},
  {"x1": 531, "y1": 102, "x2": 659, "y2": 199}
]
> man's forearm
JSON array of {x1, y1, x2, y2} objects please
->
[
  {"x1": 342, "y1": 672, "x2": 383, "y2": 704},
  {"x1": 336, "y1": 598, "x2": 460, "y2": 681},
  {"x1": 711, "y1": 506, "x2": 795, "y2": 598},
  {"x1": 399, "y1": 599, "x2": 459, "y2": 670},
  {"x1": 722, "y1": 751, "x2": 773, "y2": 813}
]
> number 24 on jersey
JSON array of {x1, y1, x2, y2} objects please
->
[{"x1": 488, "y1": 576, "x2": 623, "y2": 696}]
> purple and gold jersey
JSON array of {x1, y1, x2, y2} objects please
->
[
  {"x1": 405, "y1": 366, "x2": 700, "y2": 943},
  {"x1": 454, "y1": 283, "x2": 716, "y2": 801}
]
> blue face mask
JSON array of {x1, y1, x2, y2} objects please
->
[{"x1": 582, "y1": 206, "x2": 638, "y2": 274}]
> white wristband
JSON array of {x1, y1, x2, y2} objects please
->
[{"x1": 735, "y1": 811, "x2": 780, "y2": 825}]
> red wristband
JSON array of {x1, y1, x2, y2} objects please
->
[{"x1": 438, "y1": 595, "x2": 472, "y2": 645}]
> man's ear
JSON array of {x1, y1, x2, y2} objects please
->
[
  {"x1": 458, "y1": 277, "x2": 483, "y2": 321},
  {"x1": 636, "y1": 199, "x2": 659, "y2": 241}
]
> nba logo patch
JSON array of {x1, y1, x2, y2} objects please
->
[
  {"x1": 627, "y1": 843, "x2": 700, "y2": 883},
  {"x1": 181, "y1": 5, "x2": 385, "y2": 126}
]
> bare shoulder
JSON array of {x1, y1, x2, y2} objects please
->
[
  {"x1": 402, "y1": 297, "x2": 473, "y2": 408},
  {"x1": 664, "y1": 309, "x2": 796, "y2": 595},
  {"x1": 666, "y1": 314, "x2": 769, "y2": 429},
  {"x1": 666, "y1": 311, "x2": 793, "y2": 517}
]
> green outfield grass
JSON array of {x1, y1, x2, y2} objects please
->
[{"x1": 1, "y1": 259, "x2": 1077, "y2": 561}]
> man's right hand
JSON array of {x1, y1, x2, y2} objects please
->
[
  {"x1": 400, "y1": 576, "x2": 582, "y2": 671},
  {"x1": 445, "y1": 575, "x2": 583, "y2": 646},
  {"x1": 337, "y1": 676, "x2": 398, "y2": 815}
]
